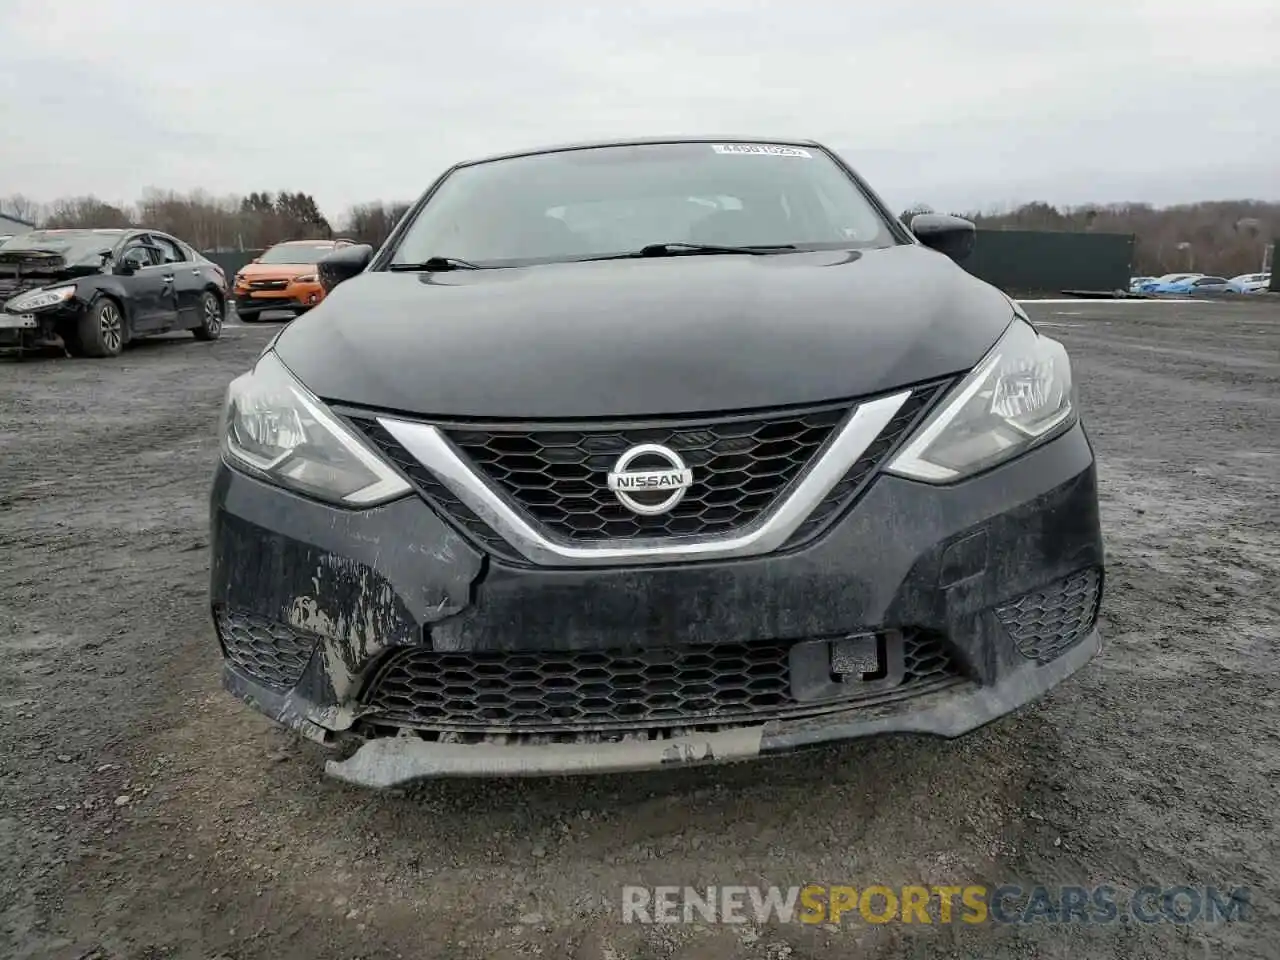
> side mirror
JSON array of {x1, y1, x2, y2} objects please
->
[
  {"x1": 318, "y1": 243, "x2": 373, "y2": 293},
  {"x1": 116, "y1": 258, "x2": 139, "y2": 276},
  {"x1": 909, "y1": 214, "x2": 977, "y2": 263}
]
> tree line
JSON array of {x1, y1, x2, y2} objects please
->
[
  {"x1": 0, "y1": 190, "x2": 413, "y2": 253},
  {"x1": 2, "y1": 189, "x2": 1273, "y2": 278}
]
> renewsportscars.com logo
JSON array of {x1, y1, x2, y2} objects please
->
[{"x1": 621, "y1": 884, "x2": 1253, "y2": 926}]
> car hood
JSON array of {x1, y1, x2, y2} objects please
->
[
  {"x1": 272, "y1": 245, "x2": 1016, "y2": 419},
  {"x1": 0, "y1": 250, "x2": 101, "y2": 286},
  {"x1": 237, "y1": 261, "x2": 316, "y2": 280}
]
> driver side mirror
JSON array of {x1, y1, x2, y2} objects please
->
[
  {"x1": 116, "y1": 255, "x2": 143, "y2": 276},
  {"x1": 909, "y1": 214, "x2": 977, "y2": 263},
  {"x1": 318, "y1": 243, "x2": 373, "y2": 293}
]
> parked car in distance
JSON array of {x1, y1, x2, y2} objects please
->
[
  {"x1": 1229, "y1": 272, "x2": 1271, "y2": 294},
  {"x1": 211, "y1": 135, "x2": 1104, "y2": 787},
  {"x1": 1135, "y1": 272, "x2": 1201, "y2": 293},
  {"x1": 233, "y1": 238, "x2": 358, "y2": 322},
  {"x1": 0, "y1": 228, "x2": 228, "y2": 357},
  {"x1": 1153, "y1": 275, "x2": 1233, "y2": 295}
]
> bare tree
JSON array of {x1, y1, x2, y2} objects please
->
[
  {"x1": 0, "y1": 194, "x2": 42, "y2": 224},
  {"x1": 43, "y1": 196, "x2": 135, "y2": 229},
  {"x1": 341, "y1": 201, "x2": 412, "y2": 247}
]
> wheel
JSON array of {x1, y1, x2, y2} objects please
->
[
  {"x1": 237, "y1": 307, "x2": 264, "y2": 323},
  {"x1": 193, "y1": 291, "x2": 223, "y2": 341},
  {"x1": 76, "y1": 298, "x2": 125, "y2": 358}
]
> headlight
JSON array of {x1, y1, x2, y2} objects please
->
[
  {"x1": 6, "y1": 285, "x2": 76, "y2": 312},
  {"x1": 294, "y1": 272, "x2": 318, "y2": 284},
  {"x1": 886, "y1": 318, "x2": 1075, "y2": 482},
  {"x1": 221, "y1": 350, "x2": 411, "y2": 506}
]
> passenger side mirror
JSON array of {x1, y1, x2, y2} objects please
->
[
  {"x1": 318, "y1": 243, "x2": 374, "y2": 293},
  {"x1": 909, "y1": 214, "x2": 977, "y2": 263}
]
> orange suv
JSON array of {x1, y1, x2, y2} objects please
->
[{"x1": 233, "y1": 238, "x2": 357, "y2": 321}]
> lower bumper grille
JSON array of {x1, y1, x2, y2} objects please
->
[
  {"x1": 359, "y1": 630, "x2": 963, "y2": 734},
  {"x1": 994, "y1": 567, "x2": 1102, "y2": 663},
  {"x1": 214, "y1": 606, "x2": 318, "y2": 689}
]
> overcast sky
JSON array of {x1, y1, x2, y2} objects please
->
[{"x1": 2, "y1": 0, "x2": 1276, "y2": 219}]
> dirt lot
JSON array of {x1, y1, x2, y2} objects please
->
[{"x1": 2, "y1": 300, "x2": 1277, "y2": 959}]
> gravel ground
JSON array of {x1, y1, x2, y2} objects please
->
[{"x1": 1, "y1": 300, "x2": 1277, "y2": 960}]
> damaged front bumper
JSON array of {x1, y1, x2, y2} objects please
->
[
  {"x1": 0, "y1": 310, "x2": 59, "y2": 351},
  {"x1": 209, "y1": 422, "x2": 1105, "y2": 787}
]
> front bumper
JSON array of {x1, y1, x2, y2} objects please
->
[
  {"x1": 0, "y1": 309, "x2": 61, "y2": 349},
  {"x1": 209, "y1": 422, "x2": 1104, "y2": 786},
  {"x1": 234, "y1": 285, "x2": 323, "y2": 312}
]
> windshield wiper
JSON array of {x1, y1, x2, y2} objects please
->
[
  {"x1": 578, "y1": 242, "x2": 797, "y2": 263},
  {"x1": 642, "y1": 242, "x2": 796, "y2": 256},
  {"x1": 387, "y1": 256, "x2": 480, "y2": 272}
]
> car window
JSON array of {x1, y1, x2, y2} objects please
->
[
  {"x1": 258, "y1": 242, "x2": 336, "y2": 264},
  {"x1": 149, "y1": 235, "x2": 186, "y2": 263},
  {"x1": 390, "y1": 141, "x2": 900, "y2": 267},
  {"x1": 120, "y1": 241, "x2": 160, "y2": 268}
]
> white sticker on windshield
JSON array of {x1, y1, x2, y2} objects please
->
[{"x1": 712, "y1": 143, "x2": 812, "y2": 158}]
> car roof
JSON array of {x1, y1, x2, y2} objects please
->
[{"x1": 454, "y1": 135, "x2": 826, "y2": 169}]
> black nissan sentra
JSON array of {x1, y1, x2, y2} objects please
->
[{"x1": 209, "y1": 137, "x2": 1104, "y2": 787}]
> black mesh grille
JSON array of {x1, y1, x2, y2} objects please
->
[
  {"x1": 353, "y1": 382, "x2": 950, "y2": 561},
  {"x1": 783, "y1": 380, "x2": 950, "y2": 547},
  {"x1": 446, "y1": 405, "x2": 848, "y2": 542},
  {"x1": 994, "y1": 568, "x2": 1102, "y2": 663},
  {"x1": 360, "y1": 630, "x2": 961, "y2": 733},
  {"x1": 214, "y1": 607, "x2": 318, "y2": 690}
]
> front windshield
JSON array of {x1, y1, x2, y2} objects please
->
[
  {"x1": 0, "y1": 229, "x2": 119, "y2": 263},
  {"x1": 390, "y1": 141, "x2": 900, "y2": 267},
  {"x1": 258, "y1": 243, "x2": 335, "y2": 264}
]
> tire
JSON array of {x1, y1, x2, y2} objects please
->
[
  {"x1": 76, "y1": 298, "x2": 126, "y2": 358},
  {"x1": 193, "y1": 291, "x2": 224, "y2": 341},
  {"x1": 237, "y1": 307, "x2": 264, "y2": 323}
]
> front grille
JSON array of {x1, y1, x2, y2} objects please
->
[
  {"x1": 354, "y1": 381, "x2": 950, "y2": 561},
  {"x1": 359, "y1": 630, "x2": 961, "y2": 734},
  {"x1": 448, "y1": 404, "x2": 849, "y2": 542},
  {"x1": 994, "y1": 567, "x2": 1102, "y2": 663},
  {"x1": 214, "y1": 606, "x2": 319, "y2": 689},
  {"x1": 249, "y1": 279, "x2": 289, "y2": 290}
]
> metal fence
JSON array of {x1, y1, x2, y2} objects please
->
[
  {"x1": 963, "y1": 229, "x2": 1135, "y2": 293},
  {"x1": 204, "y1": 250, "x2": 264, "y2": 277}
]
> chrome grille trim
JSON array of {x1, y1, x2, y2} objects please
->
[{"x1": 376, "y1": 389, "x2": 912, "y2": 566}]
